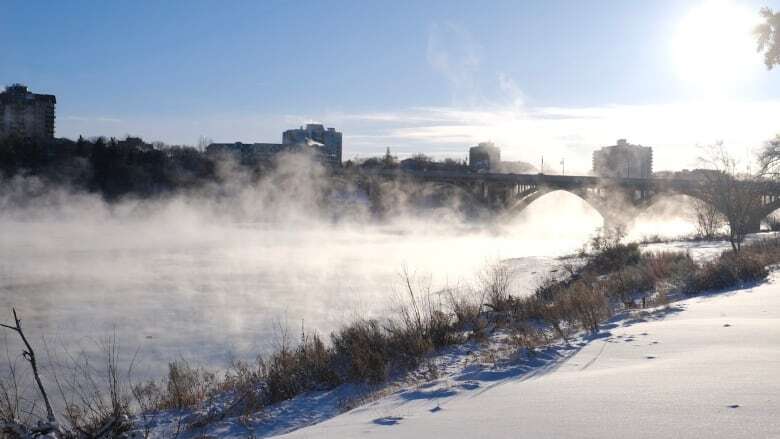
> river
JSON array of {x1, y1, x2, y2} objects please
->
[{"x1": 0, "y1": 188, "x2": 695, "y2": 381}]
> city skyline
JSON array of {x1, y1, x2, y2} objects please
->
[{"x1": 3, "y1": 0, "x2": 780, "y2": 172}]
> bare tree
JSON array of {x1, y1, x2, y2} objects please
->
[
  {"x1": 757, "y1": 134, "x2": 780, "y2": 177},
  {"x1": 692, "y1": 198, "x2": 724, "y2": 240},
  {"x1": 755, "y1": 7, "x2": 780, "y2": 69},
  {"x1": 697, "y1": 144, "x2": 766, "y2": 252}
]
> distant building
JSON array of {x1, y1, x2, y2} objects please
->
[
  {"x1": 207, "y1": 124, "x2": 343, "y2": 166},
  {"x1": 592, "y1": 139, "x2": 652, "y2": 178},
  {"x1": 283, "y1": 124, "x2": 342, "y2": 165},
  {"x1": 469, "y1": 142, "x2": 501, "y2": 171},
  {"x1": 0, "y1": 84, "x2": 56, "y2": 140}
]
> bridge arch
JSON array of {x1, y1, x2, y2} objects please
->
[
  {"x1": 502, "y1": 187, "x2": 615, "y2": 227},
  {"x1": 758, "y1": 198, "x2": 780, "y2": 220}
]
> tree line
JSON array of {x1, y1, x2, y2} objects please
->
[{"x1": 0, "y1": 136, "x2": 217, "y2": 199}]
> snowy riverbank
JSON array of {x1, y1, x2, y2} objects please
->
[{"x1": 137, "y1": 236, "x2": 780, "y2": 438}]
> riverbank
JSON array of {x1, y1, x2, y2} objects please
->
[
  {"x1": 281, "y1": 269, "x2": 780, "y2": 439},
  {"x1": 126, "y1": 233, "x2": 780, "y2": 438},
  {"x1": 3, "y1": 232, "x2": 778, "y2": 438}
]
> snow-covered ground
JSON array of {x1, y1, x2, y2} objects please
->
[
  {"x1": 140, "y1": 239, "x2": 780, "y2": 438},
  {"x1": 641, "y1": 231, "x2": 780, "y2": 261},
  {"x1": 276, "y1": 273, "x2": 780, "y2": 439}
]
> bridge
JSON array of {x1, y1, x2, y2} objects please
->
[{"x1": 354, "y1": 169, "x2": 780, "y2": 232}]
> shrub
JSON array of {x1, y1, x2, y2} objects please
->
[
  {"x1": 511, "y1": 294, "x2": 545, "y2": 323},
  {"x1": 384, "y1": 324, "x2": 433, "y2": 371},
  {"x1": 584, "y1": 251, "x2": 697, "y2": 303},
  {"x1": 565, "y1": 282, "x2": 611, "y2": 333},
  {"x1": 161, "y1": 360, "x2": 216, "y2": 409},
  {"x1": 479, "y1": 263, "x2": 515, "y2": 312},
  {"x1": 740, "y1": 237, "x2": 780, "y2": 265},
  {"x1": 534, "y1": 273, "x2": 568, "y2": 303},
  {"x1": 262, "y1": 331, "x2": 340, "y2": 404},
  {"x1": 330, "y1": 319, "x2": 389, "y2": 383},
  {"x1": 447, "y1": 288, "x2": 481, "y2": 330},
  {"x1": 600, "y1": 265, "x2": 653, "y2": 301},
  {"x1": 538, "y1": 296, "x2": 574, "y2": 342},
  {"x1": 509, "y1": 321, "x2": 547, "y2": 352},
  {"x1": 687, "y1": 252, "x2": 768, "y2": 293},
  {"x1": 585, "y1": 242, "x2": 641, "y2": 274},
  {"x1": 426, "y1": 309, "x2": 458, "y2": 348},
  {"x1": 583, "y1": 226, "x2": 641, "y2": 274},
  {"x1": 641, "y1": 251, "x2": 696, "y2": 286}
]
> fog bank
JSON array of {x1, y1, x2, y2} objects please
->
[{"x1": 0, "y1": 154, "x2": 700, "y2": 381}]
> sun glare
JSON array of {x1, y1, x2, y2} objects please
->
[{"x1": 672, "y1": 0, "x2": 761, "y2": 91}]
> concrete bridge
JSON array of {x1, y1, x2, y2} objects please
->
[{"x1": 357, "y1": 169, "x2": 780, "y2": 231}]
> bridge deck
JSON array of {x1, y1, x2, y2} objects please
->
[{"x1": 362, "y1": 168, "x2": 706, "y2": 191}]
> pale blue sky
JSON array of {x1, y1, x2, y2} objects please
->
[{"x1": 2, "y1": 0, "x2": 779, "y2": 171}]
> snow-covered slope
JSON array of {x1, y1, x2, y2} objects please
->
[{"x1": 279, "y1": 273, "x2": 780, "y2": 439}]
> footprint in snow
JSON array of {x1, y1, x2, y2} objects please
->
[
  {"x1": 460, "y1": 381, "x2": 480, "y2": 390},
  {"x1": 373, "y1": 416, "x2": 403, "y2": 426},
  {"x1": 645, "y1": 355, "x2": 656, "y2": 359},
  {"x1": 723, "y1": 323, "x2": 732, "y2": 327},
  {"x1": 727, "y1": 404, "x2": 740, "y2": 409}
]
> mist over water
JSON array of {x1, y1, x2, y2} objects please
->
[
  {"x1": 629, "y1": 195, "x2": 700, "y2": 240},
  {"x1": 0, "y1": 156, "x2": 698, "y2": 380}
]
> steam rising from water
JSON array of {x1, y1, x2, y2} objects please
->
[{"x1": 0, "y1": 154, "x2": 698, "y2": 378}]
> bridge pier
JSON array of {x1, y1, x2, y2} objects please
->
[{"x1": 747, "y1": 218, "x2": 763, "y2": 234}]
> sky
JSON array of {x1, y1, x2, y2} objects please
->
[{"x1": 2, "y1": 0, "x2": 780, "y2": 173}]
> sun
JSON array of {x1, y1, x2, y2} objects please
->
[{"x1": 672, "y1": 0, "x2": 761, "y2": 91}]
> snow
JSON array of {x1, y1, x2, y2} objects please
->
[
  {"x1": 276, "y1": 274, "x2": 780, "y2": 438},
  {"x1": 136, "y1": 236, "x2": 780, "y2": 438},
  {"x1": 641, "y1": 231, "x2": 780, "y2": 261}
]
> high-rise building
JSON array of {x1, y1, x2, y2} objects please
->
[
  {"x1": 0, "y1": 84, "x2": 56, "y2": 140},
  {"x1": 469, "y1": 142, "x2": 501, "y2": 171},
  {"x1": 592, "y1": 139, "x2": 652, "y2": 178},
  {"x1": 283, "y1": 124, "x2": 342, "y2": 165}
]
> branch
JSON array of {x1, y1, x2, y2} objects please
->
[{"x1": 1, "y1": 308, "x2": 57, "y2": 425}]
